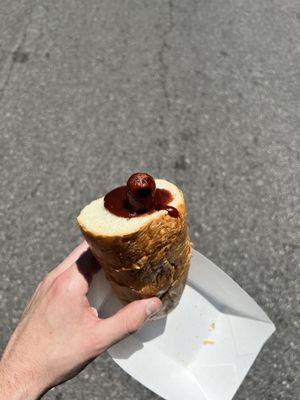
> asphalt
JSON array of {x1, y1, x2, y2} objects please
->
[{"x1": 0, "y1": 1, "x2": 299, "y2": 399}]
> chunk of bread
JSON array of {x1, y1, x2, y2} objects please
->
[{"x1": 77, "y1": 179, "x2": 192, "y2": 319}]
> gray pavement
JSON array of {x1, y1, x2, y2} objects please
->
[{"x1": 0, "y1": 1, "x2": 299, "y2": 399}]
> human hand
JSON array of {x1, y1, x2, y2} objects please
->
[{"x1": 0, "y1": 242, "x2": 162, "y2": 400}]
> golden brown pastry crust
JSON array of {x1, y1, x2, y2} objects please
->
[{"x1": 78, "y1": 197, "x2": 192, "y2": 318}]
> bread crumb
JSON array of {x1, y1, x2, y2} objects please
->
[
  {"x1": 203, "y1": 339, "x2": 215, "y2": 345},
  {"x1": 209, "y1": 322, "x2": 215, "y2": 331}
]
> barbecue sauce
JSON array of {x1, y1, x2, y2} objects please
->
[{"x1": 104, "y1": 173, "x2": 179, "y2": 218}]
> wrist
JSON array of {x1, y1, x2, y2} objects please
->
[{"x1": 0, "y1": 359, "x2": 47, "y2": 400}]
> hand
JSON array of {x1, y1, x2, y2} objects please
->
[{"x1": 0, "y1": 242, "x2": 162, "y2": 400}]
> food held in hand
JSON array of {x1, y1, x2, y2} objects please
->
[{"x1": 77, "y1": 172, "x2": 192, "y2": 319}]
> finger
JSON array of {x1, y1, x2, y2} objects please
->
[
  {"x1": 75, "y1": 248, "x2": 100, "y2": 286},
  {"x1": 49, "y1": 241, "x2": 89, "y2": 281},
  {"x1": 90, "y1": 307, "x2": 98, "y2": 317},
  {"x1": 97, "y1": 298, "x2": 162, "y2": 349},
  {"x1": 56, "y1": 250, "x2": 100, "y2": 296},
  {"x1": 42, "y1": 241, "x2": 95, "y2": 292},
  {"x1": 60, "y1": 240, "x2": 89, "y2": 268}
]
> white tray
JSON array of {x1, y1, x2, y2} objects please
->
[{"x1": 88, "y1": 250, "x2": 275, "y2": 400}]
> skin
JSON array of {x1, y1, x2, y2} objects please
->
[{"x1": 0, "y1": 242, "x2": 162, "y2": 400}]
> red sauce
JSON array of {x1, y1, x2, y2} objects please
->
[
  {"x1": 126, "y1": 173, "x2": 156, "y2": 212},
  {"x1": 104, "y1": 186, "x2": 179, "y2": 218}
]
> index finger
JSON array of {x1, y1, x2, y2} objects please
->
[
  {"x1": 57, "y1": 248, "x2": 100, "y2": 295},
  {"x1": 43, "y1": 241, "x2": 91, "y2": 289}
]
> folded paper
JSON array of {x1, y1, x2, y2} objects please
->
[{"x1": 88, "y1": 250, "x2": 275, "y2": 400}]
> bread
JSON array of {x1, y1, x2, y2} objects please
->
[{"x1": 77, "y1": 179, "x2": 192, "y2": 319}]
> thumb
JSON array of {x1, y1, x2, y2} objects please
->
[{"x1": 98, "y1": 297, "x2": 162, "y2": 349}]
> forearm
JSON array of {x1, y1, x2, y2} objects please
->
[{"x1": 0, "y1": 358, "x2": 45, "y2": 400}]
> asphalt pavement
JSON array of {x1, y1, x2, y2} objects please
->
[{"x1": 0, "y1": 1, "x2": 299, "y2": 399}]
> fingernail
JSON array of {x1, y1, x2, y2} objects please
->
[
  {"x1": 90, "y1": 307, "x2": 98, "y2": 317},
  {"x1": 146, "y1": 299, "x2": 162, "y2": 318}
]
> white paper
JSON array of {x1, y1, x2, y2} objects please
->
[{"x1": 88, "y1": 249, "x2": 275, "y2": 400}]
